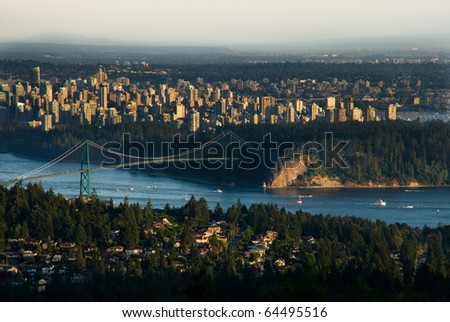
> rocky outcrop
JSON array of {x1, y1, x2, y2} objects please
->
[
  {"x1": 307, "y1": 175, "x2": 342, "y2": 187},
  {"x1": 268, "y1": 159, "x2": 425, "y2": 189},
  {"x1": 269, "y1": 158, "x2": 307, "y2": 188}
]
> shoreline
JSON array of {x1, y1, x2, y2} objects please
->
[
  {"x1": 2, "y1": 152, "x2": 448, "y2": 191},
  {"x1": 267, "y1": 184, "x2": 450, "y2": 190}
]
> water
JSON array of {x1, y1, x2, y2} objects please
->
[
  {"x1": 397, "y1": 112, "x2": 450, "y2": 123},
  {"x1": 1, "y1": 153, "x2": 449, "y2": 228}
]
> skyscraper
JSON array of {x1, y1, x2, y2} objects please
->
[
  {"x1": 386, "y1": 104, "x2": 397, "y2": 121},
  {"x1": 326, "y1": 96, "x2": 336, "y2": 109},
  {"x1": 286, "y1": 107, "x2": 295, "y2": 123},
  {"x1": 174, "y1": 104, "x2": 186, "y2": 120},
  {"x1": 99, "y1": 82, "x2": 108, "y2": 108},
  {"x1": 261, "y1": 96, "x2": 275, "y2": 115},
  {"x1": 98, "y1": 67, "x2": 106, "y2": 83},
  {"x1": 30, "y1": 67, "x2": 40, "y2": 86},
  {"x1": 189, "y1": 86, "x2": 199, "y2": 102},
  {"x1": 338, "y1": 108, "x2": 347, "y2": 122},
  {"x1": 325, "y1": 109, "x2": 335, "y2": 123},
  {"x1": 310, "y1": 103, "x2": 320, "y2": 121},
  {"x1": 44, "y1": 82, "x2": 53, "y2": 102},
  {"x1": 188, "y1": 110, "x2": 200, "y2": 132},
  {"x1": 212, "y1": 88, "x2": 221, "y2": 102},
  {"x1": 365, "y1": 106, "x2": 376, "y2": 122},
  {"x1": 295, "y1": 99, "x2": 304, "y2": 113},
  {"x1": 43, "y1": 114, "x2": 53, "y2": 132},
  {"x1": 351, "y1": 108, "x2": 363, "y2": 122}
]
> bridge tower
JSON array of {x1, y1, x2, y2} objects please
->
[{"x1": 79, "y1": 140, "x2": 91, "y2": 198}]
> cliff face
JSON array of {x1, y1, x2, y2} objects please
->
[
  {"x1": 268, "y1": 162, "x2": 343, "y2": 188},
  {"x1": 268, "y1": 157, "x2": 344, "y2": 188},
  {"x1": 269, "y1": 160, "x2": 422, "y2": 188},
  {"x1": 269, "y1": 158, "x2": 307, "y2": 188}
]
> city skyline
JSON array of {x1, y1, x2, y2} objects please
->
[{"x1": 1, "y1": 0, "x2": 449, "y2": 45}]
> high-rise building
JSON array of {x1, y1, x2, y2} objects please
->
[
  {"x1": 295, "y1": 99, "x2": 304, "y2": 113},
  {"x1": 351, "y1": 108, "x2": 363, "y2": 122},
  {"x1": 252, "y1": 113, "x2": 260, "y2": 125},
  {"x1": 0, "y1": 84, "x2": 10, "y2": 92},
  {"x1": 310, "y1": 103, "x2": 320, "y2": 121},
  {"x1": 51, "y1": 101, "x2": 60, "y2": 124},
  {"x1": 386, "y1": 104, "x2": 397, "y2": 121},
  {"x1": 286, "y1": 107, "x2": 295, "y2": 123},
  {"x1": 14, "y1": 83, "x2": 25, "y2": 97},
  {"x1": 173, "y1": 104, "x2": 186, "y2": 120},
  {"x1": 212, "y1": 88, "x2": 221, "y2": 102},
  {"x1": 98, "y1": 67, "x2": 107, "y2": 83},
  {"x1": 99, "y1": 82, "x2": 108, "y2": 108},
  {"x1": 219, "y1": 98, "x2": 227, "y2": 115},
  {"x1": 325, "y1": 108, "x2": 335, "y2": 123},
  {"x1": 41, "y1": 82, "x2": 53, "y2": 102},
  {"x1": 338, "y1": 108, "x2": 347, "y2": 122},
  {"x1": 269, "y1": 114, "x2": 278, "y2": 124},
  {"x1": 365, "y1": 106, "x2": 376, "y2": 122},
  {"x1": 134, "y1": 92, "x2": 142, "y2": 106},
  {"x1": 188, "y1": 110, "x2": 200, "y2": 132},
  {"x1": 326, "y1": 96, "x2": 336, "y2": 110},
  {"x1": 30, "y1": 67, "x2": 40, "y2": 86},
  {"x1": 159, "y1": 84, "x2": 167, "y2": 97},
  {"x1": 189, "y1": 86, "x2": 199, "y2": 102},
  {"x1": 43, "y1": 114, "x2": 53, "y2": 132},
  {"x1": 0, "y1": 92, "x2": 6, "y2": 104},
  {"x1": 347, "y1": 101, "x2": 354, "y2": 113},
  {"x1": 59, "y1": 87, "x2": 68, "y2": 103},
  {"x1": 261, "y1": 96, "x2": 275, "y2": 115}
]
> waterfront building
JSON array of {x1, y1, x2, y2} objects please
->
[{"x1": 386, "y1": 104, "x2": 397, "y2": 120}]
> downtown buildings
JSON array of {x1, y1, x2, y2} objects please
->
[{"x1": 0, "y1": 62, "x2": 438, "y2": 133}]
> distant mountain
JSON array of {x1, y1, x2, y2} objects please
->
[
  {"x1": 11, "y1": 32, "x2": 231, "y2": 55},
  {"x1": 1, "y1": 32, "x2": 448, "y2": 64},
  {"x1": 0, "y1": 38, "x2": 233, "y2": 64},
  {"x1": 20, "y1": 32, "x2": 112, "y2": 45},
  {"x1": 15, "y1": 32, "x2": 450, "y2": 53}
]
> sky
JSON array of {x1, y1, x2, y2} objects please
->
[{"x1": 1, "y1": 0, "x2": 449, "y2": 45}]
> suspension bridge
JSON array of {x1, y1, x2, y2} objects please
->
[{"x1": 0, "y1": 131, "x2": 253, "y2": 198}]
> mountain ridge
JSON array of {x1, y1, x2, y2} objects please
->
[{"x1": 11, "y1": 32, "x2": 450, "y2": 52}]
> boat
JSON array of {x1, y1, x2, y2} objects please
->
[
  {"x1": 183, "y1": 194, "x2": 189, "y2": 201},
  {"x1": 403, "y1": 205, "x2": 414, "y2": 209},
  {"x1": 214, "y1": 189, "x2": 223, "y2": 193},
  {"x1": 296, "y1": 196, "x2": 303, "y2": 204},
  {"x1": 375, "y1": 199, "x2": 386, "y2": 206},
  {"x1": 262, "y1": 182, "x2": 267, "y2": 189},
  {"x1": 300, "y1": 194, "x2": 313, "y2": 198},
  {"x1": 115, "y1": 188, "x2": 120, "y2": 192}
]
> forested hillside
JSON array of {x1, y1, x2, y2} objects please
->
[
  {"x1": 1, "y1": 184, "x2": 450, "y2": 301},
  {"x1": 0, "y1": 121, "x2": 449, "y2": 186}
]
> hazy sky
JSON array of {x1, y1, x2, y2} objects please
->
[{"x1": 1, "y1": 0, "x2": 449, "y2": 44}]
